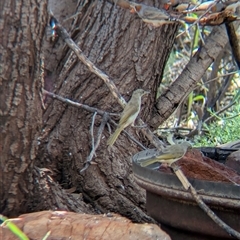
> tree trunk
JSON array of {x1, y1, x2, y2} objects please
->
[
  {"x1": 0, "y1": 0, "x2": 47, "y2": 216},
  {"x1": 38, "y1": 0, "x2": 179, "y2": 222},
  {"x1": 1, "y1": 0, "x2": 181, "y2": 221}
]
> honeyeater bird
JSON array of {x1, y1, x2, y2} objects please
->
[
  {"x1": 139, "y1": 141, "x2": 192, "y2": 167},
  {"x1": 107, "y1": 89, "x2": 149, "y2": 146},
  {"x1": 129, "y1": 2, "x2": 178, "y2": 27}
]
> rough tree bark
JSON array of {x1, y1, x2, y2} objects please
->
[
  {"x1": 0, "y1": 0, "x2": 180, "y2": 221},
  {"x1": 150, "y1": 25, "x2": 230, "y2": 129},
  {"x1": 38, "y1": 0, "x2": 179, "y2": 222},
  {"x1": 0, "y1": 0, "x2": 47, "y2": 216}
]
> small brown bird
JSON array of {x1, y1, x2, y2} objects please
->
[
  {"x1": 130, "y1": 3, "x2": 177, "y2": 27},
  {"x1": 107, "y1": 89, "x2": 149, "y2": 146},
  {"x1": 139, "y1": 142, "x2": 192, "y2": 167}
]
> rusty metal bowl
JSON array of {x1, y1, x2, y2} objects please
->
[{"x1": 132, "y1": 147, "x2": 240, "y2": 239}]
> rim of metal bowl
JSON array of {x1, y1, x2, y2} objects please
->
[{"x1": 132, "y1": 148, "x2": 240, "y2": 209}]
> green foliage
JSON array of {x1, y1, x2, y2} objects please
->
[
  {"x1": 194, "y1": 103, "x2": 240, "y2": 146},
  {"x1": 0, "y1": 215, "x2": 50, "y2": 240},
  {"x1": 42, "y1": 231, "x2": 51, "y2": 240},
  {"x1": 161, "y1": 13, "x2": 240, "y2": 148},
  {"x1": 0, "y1": 215, "x2": 29, "y2": 240}
]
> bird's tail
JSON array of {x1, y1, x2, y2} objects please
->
[
  {"x1": 139, "y1": 158, "x2": 158, "y2": 167},
  {"x1": 107, "y1": 127, "x2": 122, "y2": 146}
]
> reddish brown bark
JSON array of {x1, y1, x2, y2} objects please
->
[
  {"x1": 39, "y1": 0, "x2": 179, "y2": 222},
  {"x1": 0, "y1": 0, "x2": 47, "y2": 215},
  {"x1": 1, "y1": 0, "x2": 181, "y2": 222}
]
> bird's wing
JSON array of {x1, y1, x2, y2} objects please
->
[
  {"x1": 118, "y1": 101, "x2": 139, "y2": 126},
  {"x1": 139, "y1": 6, "x2": 170, "y2": 20},
  {"x1": 162, "y1": 145, "x2": 185, "y2": 156}
]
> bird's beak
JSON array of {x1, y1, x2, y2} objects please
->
[{"x1": 129, "y1": 4, "x2": 141, "y2": 13}]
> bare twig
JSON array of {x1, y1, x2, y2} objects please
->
[
  {"x1": 202, "y1": 70, "x2": 238, "y2": 86},
  {"x1": 48, "y1": 14, "x2": 165, "y2": 150},
  {"x1": 44, "y1": 89, "x2": 150, "y2": 150},
  {"x1": 49, "y1": 13, "x2": 126, "y2": 108},
  {"x1": 63, "y1": 0, "x2": 90, "y2": 23},
  {"x1": 176, "y1": 0, "x2": 220, "y2": 38},
  {"x1": 204, "y1": 100, "x2": 237, "y2": 123},
  {"x1": 107, "y1": 122, "x2": 112, "y2": 135},
  {"x1": 157, "y1": 127, "x2": 192, "y2": 132},
  {"x1": 90, "y1": 112, "x2": 97, "y2": 156},
  {"x1": 190, "y1": 183, "x2": 240, "y2": 239},
  {"x1": 96, "y1": 113, "x2": 109, "y2": 148},
  {"x1": 151, "y1": 25, "x2": 230, "y2": 129},
  {"x1": 122, "y1": 129, "x2": 147, "y2": 150},
  {"x1": 43, "y1": 89, "x2": 118, "y2": 117},
  {"x1": 171, "y1": 165, "x2": 190, "y2": 190},
  {"x1": 187, "y1": 100, "x2": 237, "y2": 137},
  {"x1": 171, "y1": 164, "x2": 240, "y2": 239},
  {"x1": 40, "y1": 58, "x2": 46, "y2": 110},
  {"x1": 80, "y1": 113, "x2": 109, "y2": 173}
]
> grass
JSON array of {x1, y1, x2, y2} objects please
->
[{"x1": 194, "y1": 103, "x2": 240, "y2": 146}]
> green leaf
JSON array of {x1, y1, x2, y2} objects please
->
[{"x1": 0, "y1": 215, "x2": 29, "y2": 240}]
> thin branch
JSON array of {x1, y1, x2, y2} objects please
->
[
  {"x1": 90, "y1": 112, "x2": 97, "y2": 156},
  {"x1": 187, "y1": 100, "x2": 237, "y2": 137},
  {"x1": 151, "y1": 24, "x2": 229, "y2": 129},
  {"x1": 48, "y1": 13, "x2": 165, "y2": 150},
  {"x1": 96, "y1": 113, "x2": 109, "y2": 149},
  {"x1": 107, "y1": 122, "x2": 112, "y2": 135},
  {"x1": 40, "y1": 58, "x2": 46, "y2": 110},
  {"x1": 176, "y1": 0, "x2": 220, "y2": 38},
  {"x1": 189, "y1": 184, "x2": 240, "y2": 239},
  {"x1": 80, "y1": 113, "x2": 109, "y2": 173},
  {"x1": 204, "y1": 100, "x2": 237, "y2": 123},
  {"x1": 122, "y1": 129, "x2": 147, "y2": 150},
  {"x1": 49, "y1": 13, "x2": 126, "y2": 108},
  {"x1": 171, "y1": 164, "x2": 240, "y2": 239},
  {"x1": 43, "y1": 89, "x2": 118, "y2": 117},
  {"x1": 193, "y1": 70, "x2": 238, "y2": 90},
  {"x1": 44, "y1": 89, "x2": 158, "y2": 150},
  {"x1": 157, "y1": 127, "x2": 192, "y2": 132},
  {"x1": 141, "y1": 124, "x2": 165, "y2": 150}
]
